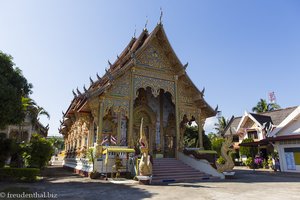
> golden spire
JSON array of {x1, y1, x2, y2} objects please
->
[
  {"x1": 144, "y1": 16, "x2": 148, "y2": 30},
  {"x1": 159, "y1": 7, "x2": 163, "y2": 24}
]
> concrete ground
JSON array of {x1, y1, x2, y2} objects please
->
[{"x1": 0, "y1": 166, "x2": 299, "y2": 200}]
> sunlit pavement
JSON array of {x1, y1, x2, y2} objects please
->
[{"x1": 0, "y1": 166, "x2": 299, "y2": 200}]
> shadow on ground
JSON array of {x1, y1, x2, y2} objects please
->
[
  {"x1": 1, "y1": 166, "x2": 300, "y2": 200},
  {"x1": 148, "y1": 168, "x2": 300, "y2": 187},
  {"x1": 206, "y1": 169, "x2": 300, "y2": 184},
  {"x1": 1, "y1": 166, "x2": 155, "y2": 200}
]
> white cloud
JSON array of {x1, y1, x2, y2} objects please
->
[{"x1": 204, "y1": 116, "x2": 218, "y2": 134}]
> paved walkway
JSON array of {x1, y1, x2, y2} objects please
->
[{"x1": 0, "y1": 166, "x2": 299, "y2": 200}]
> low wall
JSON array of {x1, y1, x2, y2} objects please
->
[
  {"x1": 178, "y1": 152, "x2": 225, "y2": 179},
  {"x1": 64, "y1": 156, "x2": 135, "y2": 175},
  {"x1": 64, "y1": 158, "x2": 93, "y2": 176}
]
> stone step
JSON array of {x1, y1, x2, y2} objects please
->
[
  {"x1": 152, "y1": 174, "x2": 212, "y2": 182},
  {"x1": 152, "y1": 174, "x2": 211, "y2": 180},
  {"x1": 151, "y1": 176, "x2": 213, "y2": 184},
  {"x1": 153, "y1": 172, "x2": 206, "y2": 177},
  {"x1": 153, "y1": 159, "x2": 178, "y2": 162},
  {"x1": 153, "y1": 161, "x2": 184, "y2": 165},
  {"x1": 151, "y1": 158, "x2": 217, "y2": 184},
  {"x1": 153, "y1": 162, "x2": 186, "y2": 165},
  {"x1": 51, "y1": 161, "x2": 63, "y2": 166},
  {"x1": 153, "y1": 163, "x2": 187, "y2": 169},
  {"x1": 153, "y1": 168, "x2": 200, "y2": 173},
  {"x1": 153, "y1": 164, "x2": 191, "y2": 168},
  {"x1": 153, "y1": 160, "x2": 186, "y2": 165},
  {"x1": 153, "y1": 168, "x2": 199, "y2": 173},
  {"x1": 153, "y1": 159, "x2": 177, "y2": 162}
]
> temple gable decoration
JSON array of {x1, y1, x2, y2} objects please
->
[{"x1": 60, "y1": 23, "x2": 216, "y2": 162}]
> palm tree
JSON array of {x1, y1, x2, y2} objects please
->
[
  {"x1": 23, "y1": 97, "x2": 50, "y2": 120},
  {"x1": 21, "y1": 97, "x2": 50, "y2": 139},
  {"x1": 215, "y1": 116, "x2": 229, "y2": 137},
  {"x1": 252, "y1": 99, "x2": 281, "y2": 113}
]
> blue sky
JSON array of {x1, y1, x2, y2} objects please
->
[{"x1": 1, "y1": 1, "x2": 299, "y2": 136}]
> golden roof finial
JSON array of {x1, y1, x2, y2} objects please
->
[
  {"x1": 183, "y1": 62, "x2": 188, "y2": 70},
  {"x1": 134, "y1": 25, "x2": 136, "y2": 38},
  {"x1": 144, "y1": 16, "x2": 148, "y2": 30},
  {"x1": 76, "y1": 87, "x2": 82, "y2": 95},
  {"x1": 89, "y1": 76, "x2": 94, "y2": 85},
  {"x1": 72, "y1": 89, "x2": 77, "y2": 98},
  {"x1": 159, "y1": 7, "x2": 163, "y2": 24},
  {"x1": 96, "y1": 73, "x2": 101, "y2": 80}
]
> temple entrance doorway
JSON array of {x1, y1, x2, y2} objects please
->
[
  {"x1": 133, "y1": 87, "x2": 176, "y2": 158},
  {"x1": 164, "y1": 113, "x2": 176, "y2": 158}
]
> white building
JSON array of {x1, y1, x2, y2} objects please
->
[
  {"x1": 224, "y1": 106, "x2": 300, "y2": 173},
  {"x1": 268, "y1": 106, "x2": 300, "y2": 173},
  {"x1": 0, "y1": 114, "x2": 48, "y2": 142}
]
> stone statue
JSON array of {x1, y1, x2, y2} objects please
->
[
  {"x1": 138, "y1": 118, "x2": 152, "y2": 176},
  {"x1": 216, "y1": 135, "x2": 235, "y2": 173},
  {"x1": 112, "y1": 154, "x2": 123, "y2": 178}
]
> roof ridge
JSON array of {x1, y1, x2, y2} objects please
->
[
  {"x1": 260, "y1": 106, "x2": 298, "y2": 114},
  {"x1": 250, "y1": 112, "x2": 265, "y2": 116}
]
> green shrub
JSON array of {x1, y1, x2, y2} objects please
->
[
  {"x1": 262, "y1": 160, "x2": 268, "y2": 169},
  {"x1": 203, "y1": 132, "x2": 212, "y2": 150},
  {"x1": 268, "y1": 156, "x2": 273, "y2": 168},
  {"x1": 0, "y1": 168, "x2": 40, "y2": 182},
  {"x1": 217, "y1": 156, "x2": 225, "y2": 165},
  {"x1": 196, "y1": 150, "x2": 218, "y2": 154},
  {"x1": 22, "y1": 134, "x2": 53, "y2": 169},
  {"x1": 244, "y1": 157, "x2": 254, "y2": 168},
  {"x1": 240, "y1": 138, "x2": 258, "y2": 157},
  {"x1": 183, "y1": 149, "x2": 218, "y2": 168},
  {"x1": 183, "y1": 127, "x2": 212, "y2": 150},
  {"x1": 211, "y1": 137, "x2": 225, "y2": 156},
  {"x1": 86, "y1": 147, "x2": 96, "y2": 172}
]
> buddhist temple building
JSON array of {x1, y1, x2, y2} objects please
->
[{"x1": 59, "y1": 23, "x2": 219, "y2": 179}]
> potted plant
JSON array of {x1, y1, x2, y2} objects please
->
[
  {"x1": 86, "y1": 147, "x2": 100, "y2": 179},
  {"x1": 268, "y1": 155, "x2": 273, "y2": 169},
  {"x1": 262, "y1": 159, "x2": 268, "y2": 169},
  {"x1": 244, "y1": 157, "x2": 254, "y2": 169},
  {"x1": 254, "y1": 157, "x2": 263, "y2": 168}
]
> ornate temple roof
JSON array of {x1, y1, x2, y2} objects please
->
[{"x1": 60, "y1": 23, "x2": 216, "y2": 133}]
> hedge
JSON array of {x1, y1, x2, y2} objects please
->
[
  {"x1": 183, "y1": 149, "x2": 218, "y2": 169},
  {"x1": 0, "y1": 168, "x2": 40, "y2": 182}
]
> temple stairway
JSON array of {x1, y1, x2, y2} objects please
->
[{"x1": 152, "y1": 158, "x2": 216, "y2": 184}]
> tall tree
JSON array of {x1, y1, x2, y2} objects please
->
[
  {"x1": 252, "y1": 99, "x2": 280, "y2": 113},
  {"x1": 214, "y1": 116, "x2": 229, "y2": 137},
  {"x1": 184, "y1": 126, "x2": 211, "y2": 150},
  {"x1": 23, "y1": 98, "x2": 50, "y2": 134},
  {"x1": 0, "y1": 51, "x2": 32, "y2": 128}
]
